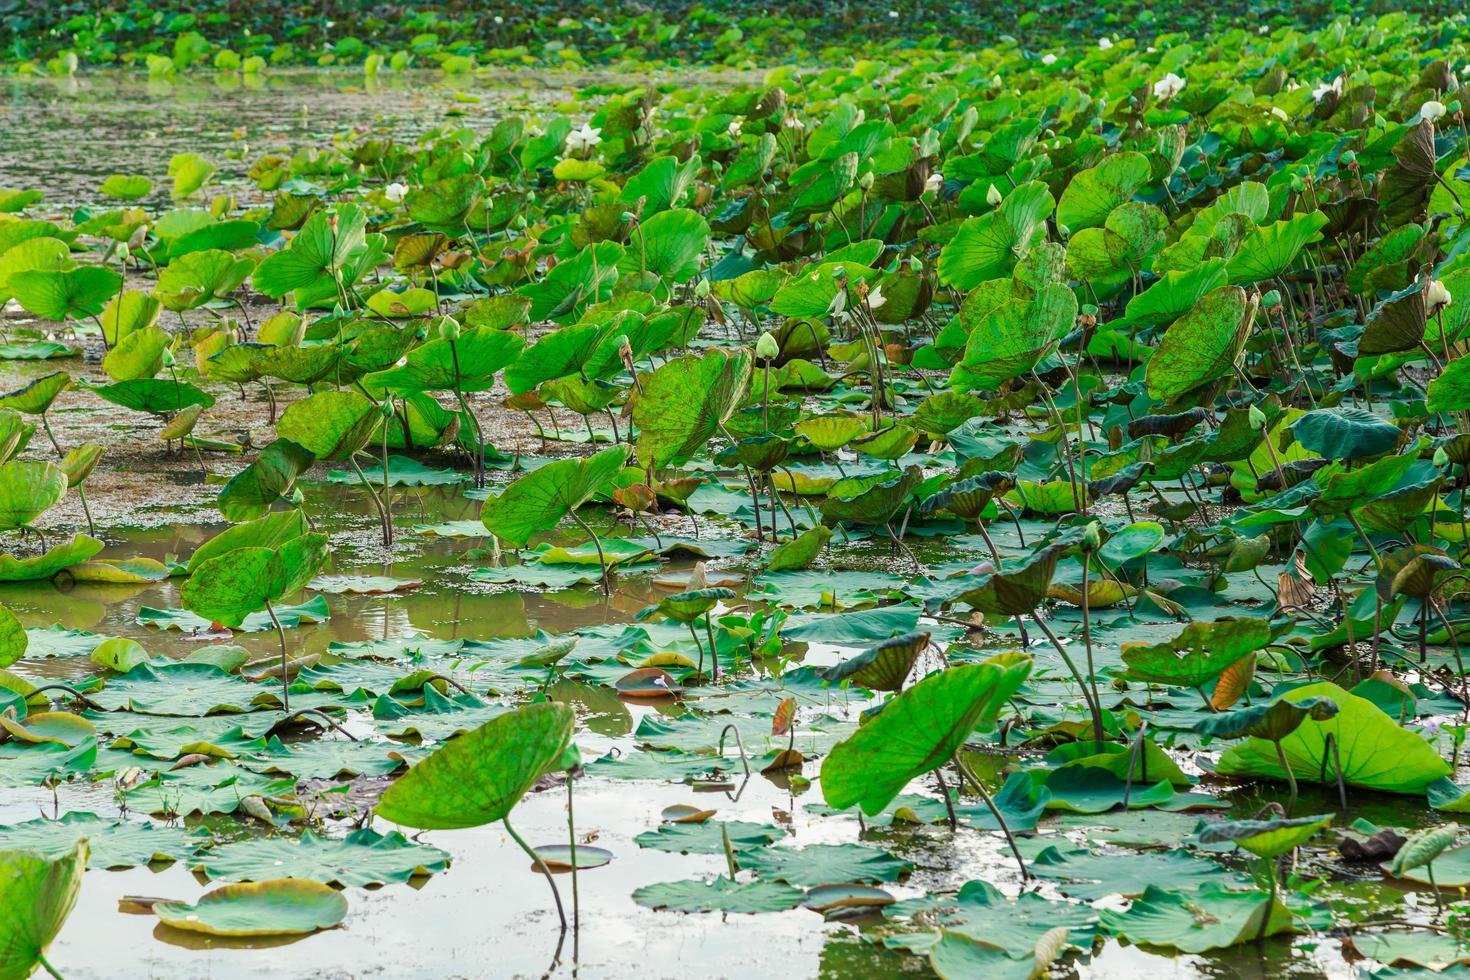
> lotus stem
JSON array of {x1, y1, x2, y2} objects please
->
[
  {"x1": 1031, "y1": 613, "x2": 1106, "y2": 749},
  {"x1": 41, "y1": 412, "x2": 63, "y2": 456},
  {"x1": 37, "y1": 954, "x2": 63, "y2": 980},
  {"x1": 1256, "y1": 856, "x2": 1277, "y2": 944},
  {"x1": 76, "y1": 484, "x2": 94, "y2": 535},
  {"x1": 349, "y1": 455, "x2": 393, "y2": 547},
  {"x1": 263, "y1": 599, "x2": 289, "y2": 712},
  {"x1": 568, "y1": 509, "x2": 609, "y2": 596},
  {"x1": 953, "y1": 752, "x2": 1028, "y2": 882},
  {"x1": 717, "y1": 724, "x2": 750, "y2": 778},
  {"x1": 1080, "y1": 562, "x2": 1101, "y2": 751},
  {"x1": 1273, "y1": 739, "x2": 1298, "y2": 816},
  {"x1": 503, "y1": 815, "x2": 567, "y2": 932},
  {"x1": 567, "y1": 771, "x2": 580, "y2": 933},
  {"x1": 934, "y1": 767, "x2": 958, "y2": 830},
  {"x1": 686, "y1": 622, "x2": 707, "y2": 677},
  {"x1": 703, "y1": 610, "x2": 721, "y2": 680},
  {"x1": 975, "y1": 519, "x2": 1002, "y2": 570},
  {"x1": 1121, "y1": 721, "x2": 1149, "y2": 808}
]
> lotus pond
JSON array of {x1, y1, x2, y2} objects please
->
[{"x1": 3, "y1": 4, "x2": 1470, "y2": 978}]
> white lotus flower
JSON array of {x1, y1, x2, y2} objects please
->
[
  {"x1": 867, "y1": 285, "x2": 886, "y2": 311},
  {"x1": 1312, "y1": 75, "x2": 1343, "y2": 102},
  {"x1": 924, "y1": 171, "x2": 943, "y2": 194},
  {"x1": 784, "y1": 115, "x2": 804, "y2": 129},
  {"x1": 1098, "y1": 37, "x2": 1113, "y2": 50},
  {"x1": 986, "y1": 184, "x2": 1003, "y2": 206},
  {"x1": 1152, "y1": 72, "x2": 1186, "y2": 100},
  {"x1": 1421, "y1": 99, "x2": 1447, "y2": 122},
  {"x1": 727, "y1": 119, "x2": 742, "y2": 137},
  {"x1": 1270, "y1": 107, "x2": 1289, "y2": 121},
  {"x1": 383, "y1": 182, "x2": 407, "y2": 202},
  {"x1": 565, "y1": 123, "x2": 602, "y2": 154},
  {"x1": 1041, "y1": 53, "x2": 1057, "y2": 66},
  {"x1": 1427, "y1": 279, "x2": 1454, "y2": 311},
  {"x1": 826, "y1": 287, "x2": 848, "y2": 318},
  {"x1": 888, "y1": 9, "x2": 898, "y2": 17}
]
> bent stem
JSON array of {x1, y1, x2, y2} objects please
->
[
  {"x1": 37, "y1": 954, "x2": 63, "y2": 980},
  {"x1": 503, "y1": 815, "x2": 567, "y2": 932},
  {"x1": 568, "y1": 509, "x2": 609, "y2": 596},
  {"x1": 76, "y1": 484, "x2": 95, "y2": 535},
  {"x1": 953, "y1": 752, "x2": 1028, "y2": 881},
  {"x1": 1031, "y1": 613, "x2": 1105, "y2": 751},
  {"x1": 687, "y1": 621, "x2": 707, "y2": 676},
  {"x1": 349, "y1": 455, "x2": 393, "y2": 547},
  {"x1": 1273, "y1": 738, "x2": 1298, "y2": 816},
  {"x1": 264, "y1": 599, "x2": 289, "y2": 712}
]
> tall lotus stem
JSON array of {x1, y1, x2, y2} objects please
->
[
  {"x1": 953, "y1": 752, "x2": 1028, "y2": 882},
  {"x1": 264, "y1": 599, "x2": 289, "y2": 712},
  {"x1": 569, "y1": 509, "x2": 610, "y2": 596},
  {"x1": 503, "y1": 815, "x2": 567, "y2": 932},
  {"x1": 1031, "y1": 613, "x2": 1105, "y2": 750}
]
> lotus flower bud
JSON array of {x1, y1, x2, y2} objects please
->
[
  {"x1": 986, "y1": 184, "x2": 1003, "y2": 206},
  {"x1": 1081, "y1": 521, "x2": 1102, "y2": 553},
  {"x1": 1427, "y1": 279, "x2": 1453, "y2": 311},
  {"x1": 756, "y1": 331, "x2": 780, "y2": 361},
  {"x1": 858, "y1": 171, "x2": 874, "y2": 191},
  {"x1": 436, "y1": 317, "x2": 461, "y2": 342},
  {"x1": 1339, "y1": 149, "x2": 1357, "y2": 167},
  {"x1": 1421, "y1": 99, "x2": 1447, "y2": 122},
  {"x1": 693, "y1": 278, "x2": 710, "y2": 298},
  {"x1": 1248, "y1": 404, "x2": 1267, "y2": 430},
  {"x1": 160, "y1": 346, "x2": 176, "y2": 368},
  {"x1": 1435, "y1": 446, "x2": 1451, "y2": 468},
  {"x1": 379, "y1": 398, "x2": 396, "y2": 419}
]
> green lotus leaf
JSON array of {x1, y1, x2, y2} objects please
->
[
  {"x1": 87, "y1": 378, "x2": 214, "y2": 414},
  {"x1": 99, "y1": 289, "x2": 160, "y2": 345},
  {"x1": 0, "y1": 534, "x2": 103, "y2": 582},
  {"x1": 952, "y1": 545, "x2": 1061, "y2": 616},
  {"x1": 275, "y1": 390, "x2": 377, "y2": 461},
  {"x1": 154, "y1": 248, "x2": 255, "y2": 311},
  {"x1": 1225, "y1": 211, "x2": 1327, "y2": 284},
  {"x1": 1099, "y1": 884, "x2": 1294, "y2": 952},
  {"x1": 620, "y1": 208, "x2": 710, "y2": 282},
  {"x1": 1145, "y1": 286, "x2": 1256, "y2": 402},
  {"x1": 633, "y1": 348, "x2": 752, "y2": 468},
  {"x1": 480, "y1": 445, "x2": 628, "y2": 547},
  {"x1": 251, "y1": 205, "x2": 367, "y2": 299},
  {"x1": 818, "y1": 466, "x2": 923, "y2": 526},
  {"x1": 1194, "y1": 695, "x2": 1339, "y2": 742},
  {"x1": 1057, "y1": 152, "x2": 1150, "y2": 231},
  {"x1": 154, "y1": 878, "x2": 347, "y2": 937},
  {"x1": 181, "y1": 532, "x2": 329, "y2": 629},
  {"x1": 951, "y1": 282, "x2": 1076, "y2": 393},
  {"x1": 217, "y1": 438, "x2": 316, "y2": 521},
  {"x1": 376, "y1": 701, "x2": 573, "y2": 829},
  {"x1": 939, "y1": 181, "x2": 1053, "y2": 289},
  {"x1": 1216, "y1": 681, "x2": 1451, "y2": 794},
  {"x1": 10, "y1": 265, "x2": 122, "y2": 320},
  {"x1": 1121, "y1": 617, "x2": 1272, "y2": 688},
  {"x1": 765, "y1": 525, "x2": 832, "y2": 572},
  {"x1": 101, "y1": 325, "x2": 170, "y2": 381},
  {"x1": 0, "y1": 605, "x2": 24, "y2": 669},
  {"x1": 0, "y1": 839, "x2": 85, "y2": 977},
  {"x1": 821, "y1": 653, "x2": 1032, "y2": 815},
  {"x1": 0, "y1": 459, "x2": 66, "y2": 530},
  {"x1": 822, "y1": 631, "x2": 928, "y2": 691},
  {"x1": 1195, "y1": 813, "x2": 1334, "y2": 858},
  {"x1": 366, "y1": 327, "x2": 524, "y2": 394},
  {"x1": 0, "y1": 372, "x2": 71, "y2": 415},
  {"x1": 632, "y1": 876, "x2": 804, "y2": 914},
  {"x1": 739, "y1": 843, "x2": 911, "y2": 887},
  {"x1": 1291, "y1": 407, "x2": 1399, "y2": 461},
  {"x1": 193, "y1": 828, "x2": 449, "y2": 887}
]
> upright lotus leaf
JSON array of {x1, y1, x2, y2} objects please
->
[
  {"x1": 1290, "y1": 407, "x2": 1399, "y2": 461},
  {"x1": 1146, "y1": 286, "x2": 1256, "y2": 402},
  {"x1": 481, "y1": 445, "x2": 630, "y2": 547},
  {"x1": 181, "y1": 532, "x2": 329, "y2": 629},
  {"x1": 275, "y1": 390, "x2": 377, "y2": 461},
  {"x1": 821, "y1": 653, "x2": 1032, "y2": 815},
  {"x1": 621, "y1": 208, "x2": 710, "y2": 282},
  {"x1": 405, "y1": 174, "x2": 485, "y2": 229},
  {"x1": 87, "y1": 378, "x2": 213, "y2": 415},
  {"x1": 101, "y1": 325, "x2": 170, "y2": 381},
  {"x1": 938, "y1": 181, "x2": 1054, "y2": 289},
  {"x1": 0, "y1": 605, "x2": 24, "y2": 668},
  {"x1": 1098, "y1": 884, "x2": 1295, "y2": 953},
  {"x1": 0, "y1": 460, "x2": 66, "y2": 530},
  {"x1": 377, "y1": 701, "x2": 574, "y2": 829},
  {"x1": 365, "y1": 327, "x2": 524, "y2": 394},
  {"x1": 517, "y1": 240, "x2": 625, "y2": 324},
  {"x1": 1225, "y1": 212, "x2": 1327, "y2": 284},
  {"x1": 1216, "y1": 681, "x2": 1451, "y2": 794},
  {"x1": 1195, "y1": 696, "x2": 1339, "y2": 742},
  {"x1": 153, "y1": 879, "x2": 347, "y2": 937},
  {"x1": 10, "y1": 265, "x2": 122, "y2": 321},
  {"x1": 217, "y1": 439, "x2": 316, "y2": 521},
  {"x1": 1056, "y1": 152, "x2": 1150, "y2": 231},
  {"x1": 1196, "y1": 814, "x2": 1334, "y2": 858},
  {"x1": 154, "y1": 249, "x2": 255, "y2": 312},
  {"x1": 1121, "y1": 618, "x2": 1272, "y2": 688},
  {"x1": 818, "y1": 466, "x2": 923, "y2": 526},
  {"x1": 188, "y1": 508, "x2": 308, "y2": 573},
  {"x1": 953, "y1": 545, "x2": 1062, "y2": 617},
  {"x1": 0, "y1": 372, "x2": 70, "y2": 416},
  {"x1": 634, "y1": 348, "x2": 753, "y2": 468},
  {"x1": 251, "y1": 205, "x2": 367, "y2": 299},
  {"x1": 503, "y1": 324, "x2": 606, "y2": 394},
  {"x1": 950, "y1": 283, "x2": 1077, "y2": 392},
  {"x1": 823, "y1": 631, "x2": 928, "y2": 691},
  {"x1": 0, "y1": 839, "x2": 86, "y2": 977}
]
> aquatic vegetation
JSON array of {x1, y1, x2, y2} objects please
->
[{"x1": 1, "y1": 0, "x2": 1470, "y2": 975}]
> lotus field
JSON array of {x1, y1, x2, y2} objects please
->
[{"x1": 4, "y1": 1, "x2": 1470, "y2": 976}]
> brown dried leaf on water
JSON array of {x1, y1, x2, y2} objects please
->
[{"x1": 772, "y1": 696, "x2": 797, "y2": 737}]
